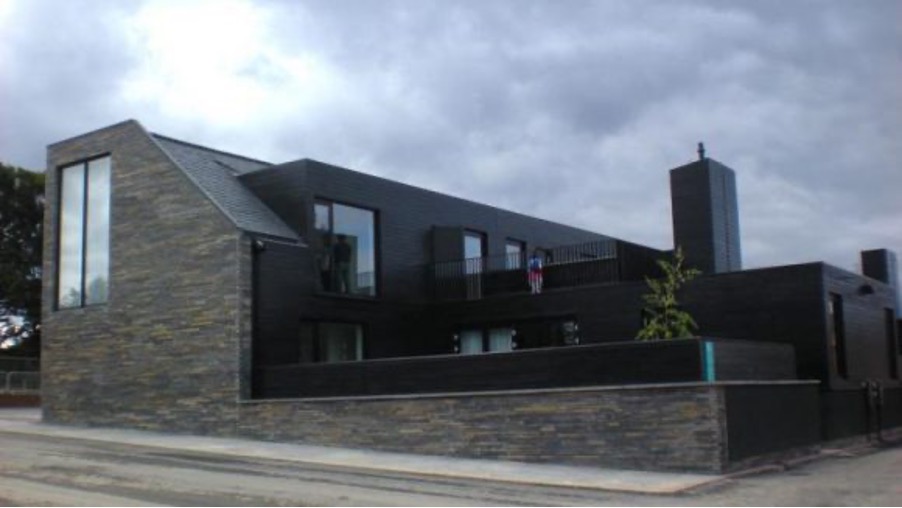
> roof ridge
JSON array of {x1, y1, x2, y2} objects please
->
[{"x1": 150, "y1": 132, "x2": 273, "y2": 167}]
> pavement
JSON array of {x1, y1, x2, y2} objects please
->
[{"x1": 0, "y1": 408, "x2": 726, "y2": 495}]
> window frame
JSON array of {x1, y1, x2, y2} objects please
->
[
  {"x1": 312, "y1": 198, "x2": 380, "y2": 298},
  {"x1": 505, "y1": 238, "x2": 526, "y2": 270},
  {"x1": 55, "y1": 154, "x2": 111, "y2": 310},
  {"x1": 828, "y1": 293, "x2": 848, "y2": 380},
  {"x1": 455, "y1": 325, "x2": 516, "y2": 354}
]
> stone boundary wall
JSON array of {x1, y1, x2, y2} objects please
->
[
  {"x1": 240, "y1": 383, "x2": 708, "y2": 472},
  {"x1": 238, "y1": 381, "x2": 819, "y2": 473}
]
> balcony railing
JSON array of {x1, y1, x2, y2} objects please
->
[{"x1": 433, "y1": 240, "x2": 627, "y2": 300}]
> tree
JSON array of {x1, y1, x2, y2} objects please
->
[
  {"x1": 0, "y1": 162, "x2": 44, "y2": 356},
  {"x1": 636, "y1": 247, "x2": 700, "y2": 341}
]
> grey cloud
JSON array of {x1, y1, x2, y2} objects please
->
[
  {"x1": 0, "y1": 1, "x2": 139, "y2": 169},
  {"x1": 1, "y1": 0, "x2": 899, "y2": 287}
]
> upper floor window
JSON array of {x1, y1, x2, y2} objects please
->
[
  {"x1": 314, "y1": 200, "x2": 377, "y2": 297},
  {"x1": 505, "y1": 239, "x2": 525, "y2": 269},
  {"x1": 58, "y1": 156, "x2": 110, "y2": 308}
]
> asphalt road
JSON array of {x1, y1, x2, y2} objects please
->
[{"x1": 0, "y1": 430, "x2": 900, "y2": 506}]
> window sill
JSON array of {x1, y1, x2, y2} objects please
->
[{"x1": 54, "y1": 302, "x2": 109, "y2": 312}]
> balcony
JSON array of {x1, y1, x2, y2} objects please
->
[{"x1": 432, "y1": 239, "x2": 662, "y2": 301}]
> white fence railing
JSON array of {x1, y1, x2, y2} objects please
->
[{"x1": 0, "y1": 371, "x2": 40, "y2": 392}]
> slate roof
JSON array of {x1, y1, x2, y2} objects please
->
[{"x1": 150, "y1": 134, "x2": 299, "y2": 241}]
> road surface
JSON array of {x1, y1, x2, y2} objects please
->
[{"x1": 0, "y1": 429, "x2": 900, "y2": 506}]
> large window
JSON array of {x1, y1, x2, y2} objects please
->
[
  {"x1": 314, "y1": 200, "x2": 377, "y2": 297},
  {"x1": 299, "y1": 322, "x2": 364, "y2": 363},
  {"x1": 828, "y1": 294, "x2": 847, "y2": 379},
  {"x1": 58, "y1": 156, "x2": 110, "y2": 308}
]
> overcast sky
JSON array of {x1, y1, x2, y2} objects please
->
[{"x1": 1, "y1": 0, "x2": 900, "y2": 288}]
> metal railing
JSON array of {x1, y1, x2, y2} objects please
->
[
  {"x1": 433, "y1": 240, "x2": 622, "y2": 300},
  {"x1": 0, "y1": 371, "x2": 41, "y2": 392}
]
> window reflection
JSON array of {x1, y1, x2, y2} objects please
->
[
  {"x1": 314, "y1": 200, "x2": 377, "y2": 296},
  {"x1": 505, "y1": 240, "x2": 524, "y2": 269},
  {"x1": 58, "y1": 156, "x2": 110, "y2": 308},
  {"x1": 85, "y1": 158, "x2": 110, "y2": 305},
  {"x1": 58, "y1": 164, "x2": 85, "y2": 308}
]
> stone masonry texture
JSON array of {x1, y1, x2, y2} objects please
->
[
  {"x1": 239, "y1": 384, "x2": 729, "y2": 473},
  {"x1": 41, "y1": 120, "x2": 249, "y2": 434}
]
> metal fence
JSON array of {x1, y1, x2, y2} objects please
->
[{"x1": 0, "y1": 371, "x2": 41, "y2": 392}]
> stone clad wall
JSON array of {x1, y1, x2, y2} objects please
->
[
  {"x1": 239, "y1": 383, "x2": 731, "y2": 472},
  {"x1": 41, "y1": 120, "x2": 246, "y2": 433}
]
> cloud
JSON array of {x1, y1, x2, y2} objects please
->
[
  {"x1": 0, "y1": 0, "x2": 138, "y2": 165},
  {"x1": 0, "y1": 0, "x2": 899, "y2": 288}
]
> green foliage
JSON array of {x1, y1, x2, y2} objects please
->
[
  {"x1": 0, "y1": 162, "x2": 44, "y2": 355},
  {"x1": 636, "y1": 247, "x2": 700, "y2": 341}
]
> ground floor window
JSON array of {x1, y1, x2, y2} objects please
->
[
  {"x1": 455, "y1": 318, "x2": 579, "y2": 354},
  {"x1": 456, "y1": 327, "x2": 514, "y2": 354},
  {"x1": 299, "y1": 322, "x2": 364, "y2": 363},
  {"x1": 313, "y1": 200, "x2": 377, "y2": 297}
]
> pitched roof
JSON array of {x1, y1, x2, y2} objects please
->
[{"x1": 150, "y1": 134, "x2": 299, "y2": 241}]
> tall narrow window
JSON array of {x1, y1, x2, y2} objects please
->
[
  {"x1": 505, "y1": 239, "x2": 525, "y2": 269},
  {"x1": 463, "y1": 231, "x2": 485, "y2": 299},
  {"x1": 828, "y1": 294, "x2": 848, "y2": 379},
  {"x1": 58, "y1": 156, "x2": 110, "y2": 308},
  {"x1": 314, "y1": 200, "x2": 377, "y2": 296},
  {"x1": 463, "y1": 231, "x2": 485, "y2": 265},
  {"x1": 887, "y1": 308, "x2": 899, "y2": 380}
]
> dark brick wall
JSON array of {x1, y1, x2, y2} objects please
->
[
  {"x1": 240, "y1": 159, "x2": 621, "y2": 303},
  {"x1": 670, "y1": 158, "x2": 741, "y2": 274},
  {"x1": 257, "y1": 340, "x2": 704, "y2": 398},
  {"x1": 821, "y1": 264, "x2": 900, "y2": 388},
  {"x1": 712, "y1": 339, "x2": 797, "y2": 380},
  {"x1": 725, "y1": 383, "x2": 820, "y2": 462},
  {"x1": 41, "y1": 120, "x2": 247, "y2": 433},
  {"x1": 255, "y1": 338, "x2": 796, "y2": 399},
  {"x1": 241, "y1": 159, "x2": 642, "y2": 362},
  {"x1": 428, "y1": 262, "x2": 901, "y2": 392}
]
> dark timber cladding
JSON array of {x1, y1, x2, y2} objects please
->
[
  {"x1": 670, "y1": 157, "x2": 741, "y2": 274},
  {"x1": 241, "y1": 158, "x2": 640, "y2": 363}
]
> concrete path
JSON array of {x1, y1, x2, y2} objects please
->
[{"x1": 0, "y1": 408, "x2": 720, "y2": 495}]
